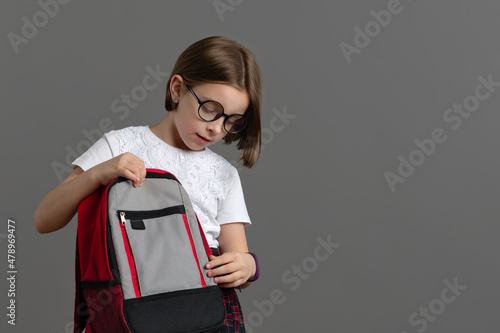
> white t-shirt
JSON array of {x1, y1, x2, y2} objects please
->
[{"x1": 72, "y1": 125, "x2": 251, "y2": 248}]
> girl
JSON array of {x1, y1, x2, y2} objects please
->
[{"x1": 34, "y1": 36, "x2": 262, "y2": 333}]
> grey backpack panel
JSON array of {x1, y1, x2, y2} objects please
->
[{"x1": 108, "y1": 176, "x2": 216, "y2": 300}]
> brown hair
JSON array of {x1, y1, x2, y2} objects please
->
[{"x1": 165, "y1": 36, "x2": 262, "y2": 168}]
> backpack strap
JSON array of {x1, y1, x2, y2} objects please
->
[{"x1": 74, "y1": 235, "x2": 89, "y2": 333}]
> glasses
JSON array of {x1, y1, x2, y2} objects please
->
[{"x1": 185, "y1": 84, "x2": 247, "y2": 134}]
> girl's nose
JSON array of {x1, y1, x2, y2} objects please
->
[{"x1": 206, "y1": 117, "x2": 224, "y2": 134}]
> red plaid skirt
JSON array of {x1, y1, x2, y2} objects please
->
[{"x1": 211, "y1": 248, "x2": 246, "y2": 333}]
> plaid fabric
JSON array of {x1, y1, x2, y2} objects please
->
[{"x1": 211, "y1": 248, "x2": 246, "y2": 333}]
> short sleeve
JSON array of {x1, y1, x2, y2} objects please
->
[
  {"x1": 71, "y1": 130, "x2": 121, "y2": 171},
  {"x1": 216, "y1": 169, "x2": 251, "y2": 226}
]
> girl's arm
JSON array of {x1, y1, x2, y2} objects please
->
[
  {"x1": 34, "y1": 152, "x2": 146, "y2": 233},
  {"x1": 206, "y1": 223, "x2": 257, "y2": 289}
]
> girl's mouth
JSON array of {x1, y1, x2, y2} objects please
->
[{"x1": 196, "y1": 134, "x2": 211, "y2": 144}]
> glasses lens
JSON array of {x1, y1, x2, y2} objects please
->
[
  {"x1": 225, "y1": 115, "x2": 247, "y2": 133},
  {"x1": 199, "y1": 102, "x2": 223, "y2": 121}
]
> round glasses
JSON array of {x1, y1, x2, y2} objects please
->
[{"x1": 185, "y1": 84, "x2": 248, "y2": 134}]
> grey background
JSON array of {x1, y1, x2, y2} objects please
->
[{"x1": 1, "y1": 0, "x2": 499, "y2": 332}]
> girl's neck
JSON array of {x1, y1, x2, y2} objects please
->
[{"x1": 149, "y1": 113, "x2": 195, "y2": 151}]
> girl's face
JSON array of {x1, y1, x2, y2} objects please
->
[{"x1": 171, "y1": 78, "x2": 249, "y2": 151}]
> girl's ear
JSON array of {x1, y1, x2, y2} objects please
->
[{"x1": 170, "y1": 75, "x2": 184, "y2": 101}]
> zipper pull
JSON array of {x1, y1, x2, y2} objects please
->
[{"x1": 119, "y1": 211, "x2": 126, "y2": 226}]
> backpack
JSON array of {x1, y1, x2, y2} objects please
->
[{"x1": 74, "y1": 168, "x2": 226, "y2": 333}]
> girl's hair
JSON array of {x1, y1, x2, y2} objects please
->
[{"x1": 165, "y1": 36, "x2": 262, "y2": 168}]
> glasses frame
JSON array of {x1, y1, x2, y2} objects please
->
[{"x1": 185, "y1": 84, "x2": 247, "y2": 134}]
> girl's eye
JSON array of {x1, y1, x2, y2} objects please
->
[
  {"x1": 201, "y1": 103, "x2": 220, "y2": 115},
  {"x1": 203, "y1": 106, "x2": 217, "y2": 114},
  {"x1": 200, "y1": 102, "x2": 223, "y2": 121}
]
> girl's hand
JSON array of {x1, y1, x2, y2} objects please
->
[
  {"x1": 34, "y1": 152, "x2": 146, "y2": 234},
  {"x1": 92, "y1": 152, "x2": 146, "y2": 187},
  {"x1": 205, "y1": 251, "x2": 256, "y2": 288}
]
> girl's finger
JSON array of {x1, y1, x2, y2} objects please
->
[
  {"x1": 218, "y1": 277, "x2": 246, "y2": 288},
  {"x1": 121, "y1": 169, "x2": 140, "y2": 186},
  {"x1": 206, "y1": 253, "x2": 232, "y2": 269},
  {"x1": 213, "y1": 271, "x2": 240, "y2": 285},
  {"x1": 208, "y1": 261, "x2": 238, "y2": 278},
  {"x1": 139, "y1": 164, "x2": 146, "y2": 185},
  {"x1": 131, "y1": 157, "x2": 146, "y2": 185}
]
